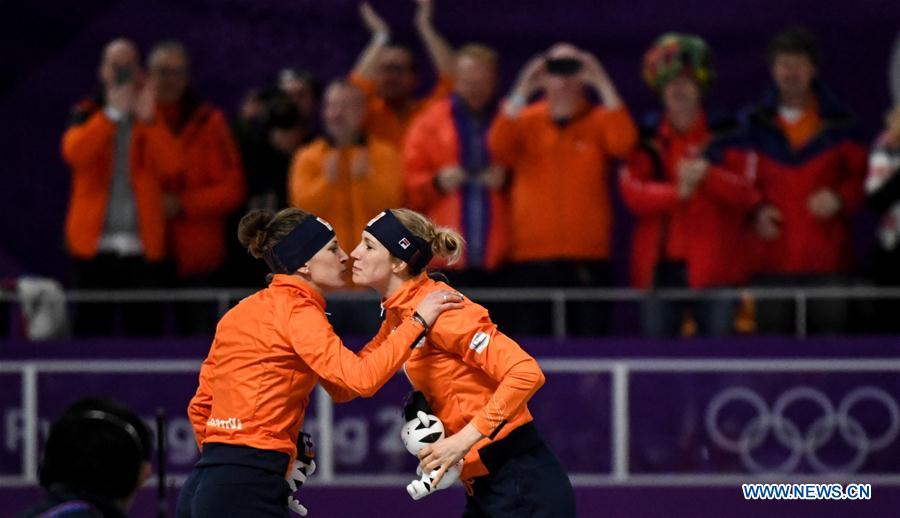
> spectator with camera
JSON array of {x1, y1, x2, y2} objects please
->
[
  {"x1": 620, "y1": 33, "x2": 759, "y2": 337},
  {"x1": 488, "y1": 43, "x2": 637, "y2": 335},
  {"x1": 62, "y1": 38, "x2": 180, "y2": 336}
]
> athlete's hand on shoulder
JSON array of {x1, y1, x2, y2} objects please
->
[{"x1": 415, "y1": 290, "x2": 463, "y2": 327}]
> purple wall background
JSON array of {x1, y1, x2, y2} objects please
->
[{"x1": 1, "y1": 0, "x2": 899, "y2": 282}]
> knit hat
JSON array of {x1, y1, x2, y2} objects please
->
[{"x1": 642, "y1": 33, "x2": 714, "y2": 92}]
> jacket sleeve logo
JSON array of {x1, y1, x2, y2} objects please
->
[{"x1": 469, "y1": 332, "x2": 490, "y2": 353}]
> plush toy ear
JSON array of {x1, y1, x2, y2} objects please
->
[{"x1": 417, "y1": 410, "x2": 429, "y2": 427}]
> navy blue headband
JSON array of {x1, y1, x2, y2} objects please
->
[
  {"x1": 264, "y1": 216, "x2": 336, "y2": 274},
  {"x1": 365, "y1": 210, "x2": 433, "y2": 271}
]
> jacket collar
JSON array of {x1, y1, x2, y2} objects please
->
[
  {"x1": 382, "y1": 273, "x2": 430, "y2": 311},
  {"x1": 754, "y1": 80, "x2": 853, "y2": 125},
  {"x1": 658, "y1": 111, "x2": 708, "y2": 142},
  {"x1": 269, "y1": 274, "x2": 326, "y2": 311}
]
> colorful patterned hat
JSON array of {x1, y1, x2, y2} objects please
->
[{"x1": 642, "y1": 33, "x2": 714, "y2": 91}]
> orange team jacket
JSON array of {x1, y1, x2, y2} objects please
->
[
  {"x1": 488, "y1": 101, "x2": 638, "y2": 262},
  {"x1": 403, "y1": 98, "x2": 509, "y2": 270},
  {"x1": 187, "y1": 274, "x2": 427, "y2": 469},
  {"x1": 162, "y1": 103, "x2": 246, "y2": 278},
  {"x1": 369, "y1": 273, "x2": 544, "y2": 480},
  {"x1": 61, "y1": 99, "x2": 181, "y2": 261},
  {"x1": 289, "y1": 137, "x2": 403, "y2": 260},
  {"x1": 349, "y1": 72, "x2": 454, "y2": 148}
]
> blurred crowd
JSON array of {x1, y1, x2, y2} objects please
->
[{"x1": 56, "y1": 1, "x2": 900, "y2": 338}]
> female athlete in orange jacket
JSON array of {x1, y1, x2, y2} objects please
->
[
  {"x1": 176, "y1": 207, "x2": 462, "y2": 518},
  {"x1": 350, "y1": 208, "x2": 575, "y2": 517}
]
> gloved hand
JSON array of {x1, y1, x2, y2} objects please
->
[{"x1": 286, "y1": 431, "x2": 316, "y2": 515}]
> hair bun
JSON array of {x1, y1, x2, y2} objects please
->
[{"x1": 237, "y1": 209, "x2": 275, "y2": 258}]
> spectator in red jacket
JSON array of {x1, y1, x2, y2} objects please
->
[
  {"x1": 149, "y1": 40, "x2": 246, "y2": 334},
  {"x1": 620, "y1": 33, "x2": 759, "y2": 337},
  {"x1": 707, "y1": 27, "x2": 867, "y2": 334}
]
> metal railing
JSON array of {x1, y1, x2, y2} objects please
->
[
  {"x1": 3, "y1": 285, "x2": 900, "y2": 339},
  {"x1": 2, "y1": 358, "x2": 899, "y2": 488}
]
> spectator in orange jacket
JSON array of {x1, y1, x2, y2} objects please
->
[
  {"x1": 177, "y1": 207, "x2": 462, "y2": 517},
  {"x1": 62, "y1": 38, "x2": 180, "y2": 336},
  {"x1": 489, "y1": 43, "x2": 638, "y2": 335},
  {"x1": 404, "y1": 44, "x2": 508, "y2": 285},
  {"x1": 289, "y1": 80, "x2": 404, "y2": 334},
  {"x1": 350, "y1": 0, "x2": 455, "y2": 148},
  {"x1": 289, "y1": 80, "x2": 404, "y2": 278},
  {"x1": 149, "y1": 40, "x2": 246, "y2": 335},
  {"x1": 349, "y1": 209, "x2": 575, "y2": 516},
  {"x1": 620, "y1": 34, "x2": 759, "y2": 337}
]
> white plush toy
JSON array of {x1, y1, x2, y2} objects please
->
[
  {"x1": 286, "y1": 431, "x2": 316, "y2": 516},
  {"x1": 400, "y1": 391, "x2": 462, "y2": 500}
]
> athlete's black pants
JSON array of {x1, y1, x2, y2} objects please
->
[
  {"x1": 462, "y1": 423, "x2": 576, "y2": 517},
  {"x1": 176, "y1": 443, "x2": 291, "y2": 518}
]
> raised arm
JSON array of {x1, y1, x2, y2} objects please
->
[
  {"x1": 578, "y1": 50, "x2": 623, "y2": 110},
  {"x1": 61, "y1": 110, "x2": 117, "y2": 168},
  {"x1": 414, "y1": 0, "x2": 455, "y2": 79},
  {"x1": 352, "y1": 2, "x2": 391, "y2": 80}
]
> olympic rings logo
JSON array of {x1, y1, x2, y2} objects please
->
[{"x1": 704, "y1": 386, "x2": 900, "y2": 473}]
